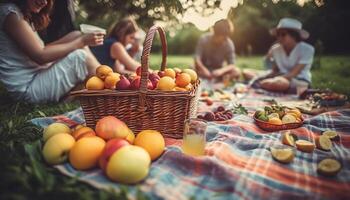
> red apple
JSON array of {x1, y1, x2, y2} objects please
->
[
  {"x1": 158, "y1": 71, "x2": 165, "y2": 78},
  {"x1": 95, "y1": 116, "x2": 130, "y2": 140},
  {"x1": 136, "y1": 66, "x2": 142, "y2": 76},
  {"x1": 99, "y1": 138, "x2": 130, "y2": 171},
  {"x1": 149, "y1": 73, "x2": 160, "y2": 81},
  {"x1": 130, "y1": 76, "x2": 141, "y2": 90},
  {"x1": 116, "y1": 75, "x2": 131, "y2": 90}
]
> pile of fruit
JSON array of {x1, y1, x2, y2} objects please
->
[
  {"x1": 85, "y1": 65, "x2": 198, "y2": 92},
  {"x1": 255, "y1": 105, "x2": 303, "y2": 125},
  {"x1": 270, "y1": 130, "x2": 341, "y2": 176},
  {"x1": 41, "y1": 116, "x2": 165, "y2": 184},
  {"x1": 197, "y1": 106, "x2": 233, "y2": 121}
]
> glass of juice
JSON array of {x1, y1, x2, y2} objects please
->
[{"x1": 181, "y1": 118, "x2": 207, "y2": 156}]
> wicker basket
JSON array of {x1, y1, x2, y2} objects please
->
[
  {"x1": 253, "y1": 113, "x2": 304, "y2": 132},
  {"x1": 70, "y1": 25, "x2": 200, "y2": 139}
]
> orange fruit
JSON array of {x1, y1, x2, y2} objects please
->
[
  {"x1": 175, "y1": 73, "x2": 191, "y2": 87},
  {"x1": 295, "y1": 140, "x2": 315, "y2": 153},
  {"x1": 156, "y1": 76, "x2": 176, "y2": 91},
  {"x1": 174, "y1": 87, "x2": 187, "y2": 92},
  {"x1": 86, "y1": 76, "x2": 104, "y2": 90},
  {"x1": 104, "y1": 72, "x2": 120, "y2": 89},
  {"x1": 185, "y1": 83, "x2": 193, "y2": 91},
  {"x1": 173, "y1": 67, "x2": 182, "y2": 73},
  {"x1": 287, "y1": 109, "x2": 301, "y2": 119},
  {"x1": 134, "y1": 130, "x2": 165, "y2": 161},
  {"x1": 183, "y1": 69, "x2": 198, "y2": 83},
  {"x1": 96, "y1": 65, "x2": 113, "y2": 80},
  {"x1": 125, "y1": 129, "x2": 135, "y2": 144},
  {"x1": 268, "y1": 117, "x2": 283, "y2": 125},
  {"x1": 164, "y1": 68, "x2": 176, "y2": 79},
  {"x1": 71, "y1": 126, "x2": 96, "y2": 140}
]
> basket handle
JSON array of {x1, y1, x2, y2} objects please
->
[{"x1": 139, "y1": 25, "x2": 167, "y2": 92}]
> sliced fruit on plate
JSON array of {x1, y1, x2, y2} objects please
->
[
  {"x1": 286, "y1": 109, "x2": 301, "y2": 119},
  {"x1": 317, "y1": 158, "x2": 342, "y2": 176},
  {"x1": 282, "y1": 131, "x2": 298, "y2": 147},
  {"x1": 268, "y1": 117, "x2": 283, "y2": 125},
  {"x1": 322, "y1": 130, "x2": 340, "y2": 141},
  {"x1": 281, "y1": 114, "x2": 297, "y2": 124},
  {"x1": 295, "y1": 140, "x2": 315, "y2": 153},
  {"x1": 268, "y1": 113, "x2": 280, "y2": 119},
  {"x1": 270, "y1": 148, "x2": 294, "y2": 164},
  {"x1": 316, "y1": 135, "x2": 332, "y2": 151}
]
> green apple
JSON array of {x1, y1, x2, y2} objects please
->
[
  {"x1": 106, "y1": 145, "x2": 151, "y2": 184},
  {"x1": 42, "y1": 133, "x2": 75, "y2": 165},
  {"x1": 43, "y1": 122, "x2": 72, "y2": 142}
]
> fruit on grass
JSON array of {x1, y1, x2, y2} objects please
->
[
  {"x1": 164, "y1": 68, "x2": 176, "y2": 79},
  {"x1": 86, "y1": 76, "x2": 105, "y2": 90},
  {"x1": 281, "y1": 131, "x2": 298, "y2": 147},
  {"x1": 42, "y1": 133, "x2": 75, "y2": 165},
  {"x1": 106, "y1": 145, "x2": 151, "y2": 184},
  {"x1": 134, "y1": 130, "x2": 165, "y2": 161},
  {"x1": 95, "y1": 116, "x2": 130, "y2": 140},
  {"x1": 316, "y1": 135, "x2": 332, "y2": 151},
  {"x1": 125, "y1": 129, "x2": 135, "y2": 144},
  {"x1": 98, "y1": 138, "x2": 130, "y2": 171},
  {"x1": 71, "y1": 126, "x2": 96, "y2": 140},
  {"x1": 104, "y1": 72, "x2": 120, "y2": 89},
  {"x1": 175, "y1": 73, "x2": 191, "y2": 87},
  {"x1": 156, "y1": 76, "x2": 176, "y2": 91},
  {"x1": 43, "y1": 122, "x2": 71, "y2": 142},
  {"x1": 270, "y1": 147, "x2": 294, "y2": 164},
  {"x1": 295, "y1": 140, "x2": 315, "y2": 153},
  {"x1": 183, "y1": 69, "x2": 198, "y2": 83},
  {"x1": 69, "y1": 136, "x2": 106, "y2": 170},
  {"x1": 322, "y1": 130, "x2": 340, "y2": 141},
  {"x1": 317, "y1": 158, "x2": 341, "y2": 176},
  {"x1": 268, "y1": 117, "x2": 283, "y2": 125},
  {"x1": 282, "y1": 114, "x2": 297, "y2": 124},
  {"x1": 116, "y1": 75, "x2": 131, "y2": 90},
  {"x1": 96, "y1": 65, "x2": 113, "y2": 80}
]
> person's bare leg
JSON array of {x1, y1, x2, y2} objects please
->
[
  {"x1": 83, "y1": 46, "x2": 100, "y2": 76},
  {"x1": 260, "y1": 77, "x2": 290, "y2": 92}
]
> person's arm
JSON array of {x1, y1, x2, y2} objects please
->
[
  {"x1": 47, "y1": 31, "x2": 82, "y2": 46},
  {"x1": 4, "y1": 13, "x2": 103, "y2": 65},
  {"x1": 281, "y1": 64, "x2": 306, "y2": 80},
  {"x1": 110, "y1": 42, "x2": 140, "y2": 72},
  {"x1": 194, "y1": 36, "x2": 212, "y2": 79},
  {"x1": 212, "y1": 39, "x2": 236, "y2": 78}
]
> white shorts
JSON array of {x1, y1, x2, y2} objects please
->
[{"x1": 24, "y1": 49, "x2": 88, "y2": 103}]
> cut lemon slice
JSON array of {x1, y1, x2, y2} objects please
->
[
  {"x1": 295, "y1": 140, "x2": 315, "y2": 153},
  {"x1": 316, "y1": 135, "x2": 332, "y2": 151},
  {"x1": 268, "y1": 113, "x2": 280, "y2": 119},
  {"x1": 271, "y1": 148, "x2": 294, "y2": 164},
  {"x1": 281, "y1": 114, "x2": 297, "y2": 124},
  {"x1": 322, "y1": 130, "x2": 340, "y2": 141},
  {"x1": 317, "y1": 158, "x2": 341, "y2": 176},
  {"x1": 282, "y1": 131, "x2": 298, "y2": 147}
]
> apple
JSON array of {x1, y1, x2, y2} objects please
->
[
  {"x1": 69, "y1": 136, "x2": 106, "y2": 170},
  {"x1": 71, "y1": 126, "x2": 96, "y2": 140},
  {"x1": 98, "y1": 138, "x2": 130, "y2": 171},
  {"x1": 43, "y1": 122, "x2": 71, "y2": 142},
  {"x1": 116, "y1": 75, "x2": 131, "y2": 90},
  {"x1": 149, "y1": 73, "x2": 160, "y2": 82},
  {"x1": 130, "y1": 76, "x2": 153, "y2": 90},
  {"x1": 106, "y1": 145, "x2": 151, "y2": 184},
  {"x1": 95, "y1": 116, "x2": 131, "y2": 140},
  {"x1": 42, "y1": 133, "x2": 75, "y2": 165},
  {"x1": 158, "y1": 71, "x2": 165, "y2": 78},
  {"x1": 125, "y1": 128, "x2": 135, "y2": 144},
  {"x1": 136, "y1": 66, "x2": 142, "y2": 76}
]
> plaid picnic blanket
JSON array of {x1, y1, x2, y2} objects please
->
[{"x1": 31, "y1": 86, "x2": 350, "y2": 200}]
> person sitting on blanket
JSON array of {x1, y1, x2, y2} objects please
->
[
  {"x1": 194, "y1": 19, "x2": 241, "y2": 81},
  {"x1": 0, "y1": 0, "x2": 103, "y2": 103},
  {"x1": 245, "y1": 18, "x2": 315, "y2": 93},
  {"x1": 90, "y1": 17, "x2": 142, "y2": 74}
]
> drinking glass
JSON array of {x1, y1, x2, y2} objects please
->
[{"x1": 181, "y1": 118, "x2": 207, "y2": 156}]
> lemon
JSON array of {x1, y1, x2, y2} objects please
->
[
  {"x1": 268, "y1": 113, "x2": 280, "y2": 119},
  {"x1": 268, "y1": 117, "x2": 283, "y2": 125},
  {"x1": 316, "y1": 135, "x2": 332, "y2": 151},
  {"x1": 282, "y1": 114, "x2": 297, "y2": 124},
  {"x1": 134, "y1": 130, "x2": 165, "y2": 161},
  {"x1": 271, "y1": 148, "x2": 294, "y2": 164},
  {"x1": 317, "y1": 158, "x2": 341, "y2": 176},
  {"x1": 295, "y1": 140, "x2": 315, "y2": 153},
  {"x1": 322, "y1": 130, "x2": 340, "y2": 141}
]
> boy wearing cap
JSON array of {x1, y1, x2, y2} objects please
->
[
  {"x1": 194, "y1": 19, "x2": 240, "y2": 80},
  {"x1": 258, "y1": 18, "x2": 315, "y2": 93}
]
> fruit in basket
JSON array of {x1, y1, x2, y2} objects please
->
[
  {"x1": 183, "y1": 69, "x2": 198, "y2": 83},
  {"x1": 86, "y1": 76, "x2": 105, "y2": 90},
  {"x1": 317, "y1": 158, "x2": 341, "y2": 176},
  {"x1": 104, "y1": 72, "x2": 120, "y2": 89},
  {"x1": 175, "y1": 73, "x2": 191, "y2": 87},
  {"x1": 281, "y1": 114, "x2": 297, "y2": 124},
  {"x1": 130, "y1": 76, "x2": 154, "y2": 90},
  {"x1": 286, "y1": 109, "x2": 301, "y2": 119},
  {"x1": 71, "y1": 126, "x2": 96, "y2": 140},
  {"x1": 156, "y1": 76, "x2": 176, "y2": 91},
  {"x1": 268, "y1": 113, "x2": 280, "y2": 120},
  {"x1": 322, "y1": 130, "x2": 340, "y2": 141},
  {"x1": 116, "y1": 75, "x2": 131, "y2": 90},
  {"x1": 69, "y1": 136, "x2": 106, "y2": 170},
  {"x1": 98, "y1": 138, "x2": 130, "y2": 171},
  {"x1": 96, "y1": 65, "x2": 113, "y2": 80},
  {"x1": 164, "y1": 68, "x2": 176, "y2": 79},
  {"x1": 134, "y1": 130, "x2": 165, "y2": 161},
  {"x1": 268, "y1": 117, "x2": 283, "y2": 125},
  {"x1": 270, "y1": 148, "x2": 294, "y2": 164},
  {"x1": 316, "y1": 135, "x2": 332, "y2": 151},
  {"x1": 185, "y1": 83, "x2": 193, "y2": 91},
  {"x1": 42, "y1": 133, "x2": 75, "y2": 165},
  {"x1": 158, "y1": 71, "x2": 166, "y2": 78},
  {"x1": 106, "y1": 145, "x2": 151, "y2": 184},
  {"x1": 295, "y1": 140, "x2": 315, "y2": 153},
  {"x1": 95, "y1": 116, "x2": 130, "y2": 140},
  {"x1": 173, "y1": 67, "x2": 182, "y2": 74},
  {"x1": 43, "y1": 122, "x2": 71, "y2": 142},
  {"x1": 125, "y1": 129, "x2": 135, "y2": 144},
  {"x1": 136, "y1": 66, "x2": 142, "y2": 76},
  {"x1": 174, "y1": 87, "x2": 187, "y2": 92}
]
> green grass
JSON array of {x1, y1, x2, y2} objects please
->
[{"x1": 0, "y1": 55, "x2": 349, "y2": 199}]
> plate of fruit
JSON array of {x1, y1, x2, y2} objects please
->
[{"x1": 254, "y1": 105, "x2": 304, "y2": 131}]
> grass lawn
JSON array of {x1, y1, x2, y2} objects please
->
[{"x1": 0, "y1": 55, "x2": 349, "y2": 199}]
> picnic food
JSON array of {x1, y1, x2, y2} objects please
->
[
  {"x1": 295, "y1": 140, "x2": 315, "y2": 153},
  {"x1": 317, "y1": 158, "x2": 342, "y2": 176},
  {"x1": 43, "y1": 122, "x2": 72, "y2": 142},
  {"x1": 281, "y1": 131, "x2": 298, "y2": 147},
  {"x1": 86, "y1": 76, "x2": 105, "y2": 90},
  {"x1": 104, "y1": 72, "x2": 120, "y2": 89},
  {"x1": 98, "y1": 138, "x2": 130, "y2": 171},
  {"x1": 176, "y1": 73, "x2": 191, "y2": 87},
  {"x1": 71, "y1": 126, "x2": 96, "y2": 140},
  {"x1": 95, "y1": 116, "x2": 131, "y2": 140},
  {"x1": 322, "y1": 130, "x2": 340, "y2": 141},
  {"x1": 116, "y1": 75, "x2": 131, "y2": 90},
  {"x1": 69, "y1": 136, "x2": 106, "y2": 170},
  {"x1": 106, "y1": 145, "x2": 151, "y2": 184},
  {"x1": 316, "y1": 135, "x2": 332, "y2": 151},
  {"x1": 157, "y1": 76, "x2": 176, "y2": 91},
  {"x1": 205, "y1": 97, "x2": 214, "y2": 106},
  {"x1": 125, "y1": 129, "x2": 135, "y2": 144},
  {"x1": 134, "y1": 130, "x2": 165, "y2": 161},
  {"x1": 96, "y1": 65, "x2": 113, "y2": 80},
  {"x1": 164, "y1": 68, "x2": 176, "y2": 79},
  {"x1": 183, "y1": 69, "x2": 198, "y2": 83},
  {"x1": 198, "y1": 106, "x2": 233, "y2": 121},
  {"x1": 270, "y1": 148, "x2": 294, "y2": 164},
  {"x1": 42, "y1": 133, "x2": 75, "y2": 165}
]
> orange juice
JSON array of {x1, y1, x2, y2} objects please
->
[{"x1": 182, "y1": 134, "x2": 205, "y2": 156}]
